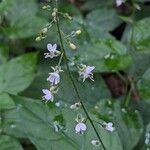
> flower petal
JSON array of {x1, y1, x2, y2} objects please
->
[
  {"x1": 52, "y1": 44, "x2": 57, "y2": 51},
  {"x1": 42, "y1": 89, "x2": 51, "y2": 95},
  {"x1": 47, "y1": 44, "x2": 53, "y2": 51}
]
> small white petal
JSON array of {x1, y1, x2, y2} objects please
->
[
  {"x1": 42, "y1": 89, "x2": 51, "y2": 95},
  {"x1": 47, "y1": 72, "x2": 60, "y2": 85},
  {"x1": 85, "y1": 66, "x2": 95, "y2": 74},
  {"x1": 55, "y1": 102, "x2": 60, "y2": 107},
  {"x1": 91, "y1": 139, "x2": 100, "y2": 147},
  {"x1": 52, "y1": 43, "x2": 57, "y2": 51},
  {"x1": 75, "y1": 122, "x2": 87, "y2": 134},
  {"x1": 47, "y1": 44, "x2": 53, "y2": 51},
  {"x1": 79, "y1": 65, "x2": 95, "y2": 82},
  {"x1": 116, "y1": 0, "x2": 125, "y2": 6},
  {"x1": 105, "y1": 122, "x2": 115, "y2": 132},
  {"x1": 42, "y1": 89, "x2": 53, "y2": 102}
]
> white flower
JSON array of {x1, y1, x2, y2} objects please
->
[
  {"x1": 42, "y1": 89, "x2": 54, "y2": 103},
  {"x1": 53, "y1": 121, "x2": 63, "y2": 132},
  {"x1": 79, "y1": 65, "x2": 95, "y2": 82},
  {"x1": 55, "y1": 102, "x2": 60, "y2": 107},
  {"x1": 145, "y1": 132, "x2": 150, "y2": 145},
  {"x1": 47, "y1": 72, "x2": 60, "y2": 85},
  {"x1": 70, "y1": 102, "x2": 81, "y2": 110},
  {"x1": 145, "y1": 138, "x2": 149, "y2": 145},
  {"x1": 104, "y1": 122, "x2": 115, "y2": 132},
  {"x1": 44, "y1": 43, "x2": 61, "y2": 58},
  {"x1": 75, "y1": 122, "x2": 87, "y2": 134},
  {"x1": 116, "y1": 0, "x2": 125, "y2": 7},
  {"x1": 91, "y1": 139, "x2": 101, "y2": 147}
]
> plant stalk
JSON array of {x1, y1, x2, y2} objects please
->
[{"x1": 55, "y1": 3, "x2": 106, "y2": 150}]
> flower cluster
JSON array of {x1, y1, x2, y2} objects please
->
[
  {"x1": 42, "y1": 43, "x2": 62, "y2": 103},
  {"x1": 39, "y1": 3, "x2": 117, "y2": 149}
]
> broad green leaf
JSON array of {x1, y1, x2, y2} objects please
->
[
  {"x1": 2, "y1": 95, "x2": 79, "y2": 150},
  {"x1": 2, "y1": 0, "x2": 38, "y2": 25},
  {"x1": 0, "y1": 135, "x2": 23, "y2": 150},
  {"x1": 77, "y1": 39, "x2": 131, "y2": 72},
  {"x1": 86, "y1": 8, "x2": 121, "y2": 32},
  {"x1": 130, "y1": 17, "x2": 150, "y2": 51},
  {"x1": 0, "y1": 53, "x2": 37, "y2": 94},
  {"x1": 2, "y1": 0, "x2": 47, "y2": 39},
  {"x1": 129, "y1": 51, "x2": 150, "y2": 80},
  {"x1": 137, "y1": 68, "x2": 150, "y2": 99},
  {"x1": 0, "y1": 93, "x2": 15, "y2": 110},
  {"x1": 4, "y1": 16, "x2": 47, "y2": 39},
  {"x1": 113, "y1": 103, "x2": 143, "y2": 150},
  {"x1": 2, "y1": 95, "x2": 122, "y2": 150},
  {"x1": 21, "y1": 68, "x2": 111, "y2": 107},
  {"x1": 57, "y1": 73, "x2": 111, "y2": 107},
  {"x1": 0, "y1": 44, "x2": 9, "y2": 65},
  {"x1": 93, "y1": 100, "x2": 143, "y2": 150},
  {"x1": 62, "y1": 107, "x2": 123, "y2": 150},
  {"x1": 135, "y1": 101, "x2": 150, "y2": 125}
]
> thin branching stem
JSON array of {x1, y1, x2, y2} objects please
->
[{"x1": 55, "y1": 2, "x2": 106, "y2": 149}]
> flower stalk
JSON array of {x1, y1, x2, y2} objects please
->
[{"x1": 55, "y1": 1, "x2": 106, "y2": 149}]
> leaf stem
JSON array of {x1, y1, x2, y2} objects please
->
[{"x1": 55, "y1": 2, "x2": 106, "y2": 150}]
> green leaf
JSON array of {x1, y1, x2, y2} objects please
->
[
  {"x1": 0, "y1": 44, "x2": 9, "y2": 65},
  {"x1": 131, "y1": 17, "x2": 150, "y2": 51},
  {"x1": 62, "y1": 107, "x2": 123, "y2": 150},
  {"x1": 93, "y1": 100, "x2": 143, "y2": 150},
  {"x1": 4, "y1": 16, "x2": 47, "y2": 39},
  {"x1": 86, "y1": 8, "x2": 121, "y2": 32},
  {"x1": 113, "y1": 102, "x2": 143, "y2": 150},
  {"x1": 21, "y1": 69, "x2": 111, "y2": 107},
  {"x1": 77, "y1": 39, "x2": 131, "y2": 72},
  {"x1": 2, "y1": 0, "x2": 47, "y2": 39},
  {"x1": 137, "y1": 68, "x2": 150, "y2": 99},
  {"x1": 0, "y1": 93, "x2": 15, "y2": 110},
  {"x1": 0, "y1": 53, "x2": 37, "y2": 94},
  {"x1": 0, "y1": 135, "x2": 23, "y2": 150},
  {"x1": 135, "y1": 101, "x2": 150, "y2": 125},
  {"x1": 129, "y1": 51, "x2": 150, "y2": 80},
  {"x1": 57, "y1": 73, "x2": 111, "y2": 107},
  {"x1": 3, "y1": 0, "x2": 38, "y2": 24},
  {"x1": 2, "y1": 95, "x2": 78, "y2": 150}
]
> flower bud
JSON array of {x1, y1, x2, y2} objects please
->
[
  {"x1": 52, "y1": 12, "x2": 56, "y2": 17},
  {"x1": 76, "y1": 30, "x2": 81, "y2": 35},
  {"x1": 41, "y1": 28, "x2": 48, "y2": 34},
  {"x1": 53, "y1": 8, "x2": 58, "y2": 12},
  {"x1": 65, "y1": 13, "x2": 72, "y2": 20},
  {"x1": 69, "y1": 42, "x2": 76, "y2": 50},
  {"x1": 42, "y1": 5, "x2": 50, "y2": 9},
  {"x1": 42, "y1": 6, "x2": 47, "y2": 9},
  {"x1": 67, "y1": 15, "x2": 72, "y2": 20},
  {"x1": 35, "y1": 36, "x2": 41, "y2": 42}
]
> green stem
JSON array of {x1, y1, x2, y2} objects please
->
[
  {"x1": 125, "y1": 86, "x2": 132, "y2": 108},
  {"x1": 58, "y1": 52, "x2": 64, "y2": 66},
  {"x1": 55, "y1": 3, "x2": 106, "y2": 150},
  {"x1": 116, "y1": 71, "x2": 128, "y2": 94}
]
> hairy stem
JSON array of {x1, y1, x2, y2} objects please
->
[{"x1": 55, "y1": 2, "x2": 106, "y2": 150}]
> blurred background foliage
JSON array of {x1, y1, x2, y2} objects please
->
[{"x1": 0, "y1": 0, "x2": 150, "y2": 150}]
